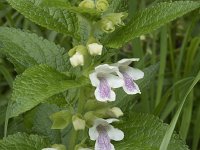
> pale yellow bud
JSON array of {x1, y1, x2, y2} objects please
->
[
  {"x1": 69, "y1": 52, "x2": 84, "y2": 67},
  {"x1": 104, "y1": 12, "x2": 128, "y2": 27},
  {"x1": 100, "y1": 19, "x2": 115, "y2": 33},
  {"x1": 88, "y1": 43, "x2": 103, "y2": 55},
  {"x1": 79, "y1": 0, "x2": 95, "y2": 9},
  {"x1": 72, "y1": 115, "x2": 86, "y2": 130},
  {"x1": 96, "y1": 0, "x2": 109, "y2": 12},
  {"x1": 110, "y1": 107, "x2": 123, "y2": 118}
]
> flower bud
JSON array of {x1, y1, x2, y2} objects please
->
[
  {"x1": 96, "y1": 0, "x2": 109, "y2": 12},
  {"x1": 140, "y1": 35, "x2": 146, "y2": 41},
  {"x1": 100, "y1": 18, "x2": 115, "y2": 33},
  {"x1": 88, "y1": 43, "x2": 103, "y2": 55},
  {"x1": 104, "y1": 12, "x2": 128, "y2": 26},
  {"x1": 109, "y1": 107, "x2": 123, "y2": 118},
  {"x1": 79, "y1": 0, "x2": 95, "y2": 9},
  {"x1": 68, "y1": 45, "x2": 87, "y2": 67},
  {"x1": 68, "y1": 45, "x2": 87, "y2": 57},
  {"x1": 72, "y1": 115, "x2": 86, "y2": 130},
  {"x1": 70, "y1": 52, "x2": 84, "y2": 67}
]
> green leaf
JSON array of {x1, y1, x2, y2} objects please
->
[
  {"x1": 0, "y1": 132, "x2": 50, "y2": 150},
  {"x1": 39, "y1": 0, "x2": 100, "y2": 17},
  {"x1": 0, "y1": 27, "x2": 68, "y2": 73},
  {"x1": 8, "y1": 64, "x2": 88, "y2": 118},
  {"x1": 115, "y1": 113, "x2": 189, "y2": 150},
  {"x1": 33, "y1": 104, "x2": 61, "y2": 144},
  {"x1": 106, "y1": 0, "x2": 124, "y2": 13},
  {"x1": 6, "y1": 0, "x2": 81, "y2": 40},
  {"x1": 102, "y1": 1, "x2": 200, "y2": 48},
  {"x1": 39, "y1": 0, "x2": 71, "y2": 7}
]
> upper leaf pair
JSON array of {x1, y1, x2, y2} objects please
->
[{"x1": 7, "y1": 0, "x2": 200, "y2": 48}]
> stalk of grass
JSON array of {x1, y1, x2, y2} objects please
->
[
  {"x1": 175, "y1": 14, "x2": 198, "y2": 80},
  {"x1": 192, "y1": 104, "x2": 200, "y2": 150},
  {"x1": 179, "y1": 37, "x2": 200, "y2": 141},
  {"x1": 159, "y1": 70, "x2": 200, "y2": 150},
  {"x1": 168, "y1": 24, "x2": 175, "y2": 75},
  {"x1": 155, "y1": 26, "x2": 168, "y2": 107},
  {"x1": 179, "y1": 92, "x2": 193, "y2": 141},
  {"x1": 150, "y1": 32, "x2": 158, "y2": 112},
  {"x1": 0, "y1": 65, "x2": 13, "y2": 87}
]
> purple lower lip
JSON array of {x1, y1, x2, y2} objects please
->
[{"x1": 96, "y1": 125, "x2": 112, "y2": 150}]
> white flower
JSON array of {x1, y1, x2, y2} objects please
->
[
  {"x1": 89, "y1": 64, "x2": 123, "y2": 102},
  {"x1": 88, "y1": 43, "x2": 103, "y2": 56},
  {"x1": 69, "y1": 52, "x2": 84, "y2": 67},
  {"x1": 89, "y1": 118, "x2": 124, "y2": 150},
  {"x1": 114, "y1": 58, "x2": 144, "y2": 94},
  {"x1": 42, "y1": 148, "x2": 57, "y2": 150}
]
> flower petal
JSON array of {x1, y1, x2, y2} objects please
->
[
  {"x1": 95, "y1": 88, "x2": 116, "y2": 102},
  {"x1": 95, "y1": 64, "x2": 118, "y2": 74},
  {"x1": 125, "y1": 66, "x2": 144, "y2": 80},
  {"x1": 109, "y1": 90, "x2": 116, "y2": 102},
  {"x1": 107, "y1": 125, "x2": 124, "y2": 141},
  {"x1": 105, "y1": 118, "x2": 119, "y2": 124},
  {"x1": 119, "y1": 72, "x2": 141, "y2": 94},
  {"x1": 89, "y1": 125, "x2": 99, "y2": 141},
  {"x1": 94, "y1": 118, "x2": 109, "y2": 126},
  {"x1": 124, "y1": 82, "x2": 141, "y2": 94},
  {"x1": 111, "y1": 144, "x2": 115, "y2": 150},
  {"x1": 117, "y1": 58, "x2": 139, "y2": 66},
  {"x1": 89, "y1": 72, "x2": 99, "y2": 87},
  {"x1": 105, "y1": 74, "x2": 124, "y2": 88},
  {"x1": 94, "y1": 78, "x2": 116, "y2": 102},
  {"x1": 95, "y1": 140, "x2": 114, "y2": 150},
  {"x1": 95, "y1": 125, "x2": 113, "y2": 150}
]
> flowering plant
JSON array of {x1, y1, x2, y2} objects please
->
[{"x1": 0, "y1": 0, "x2": 200, "y2": 150}]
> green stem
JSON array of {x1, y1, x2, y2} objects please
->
[
  {"x1": 68, "y1": 88, "x2": 85, "y2": 150},
  {"x1": 4, "y1": 100, "x2": 11, "y2": 138}
]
